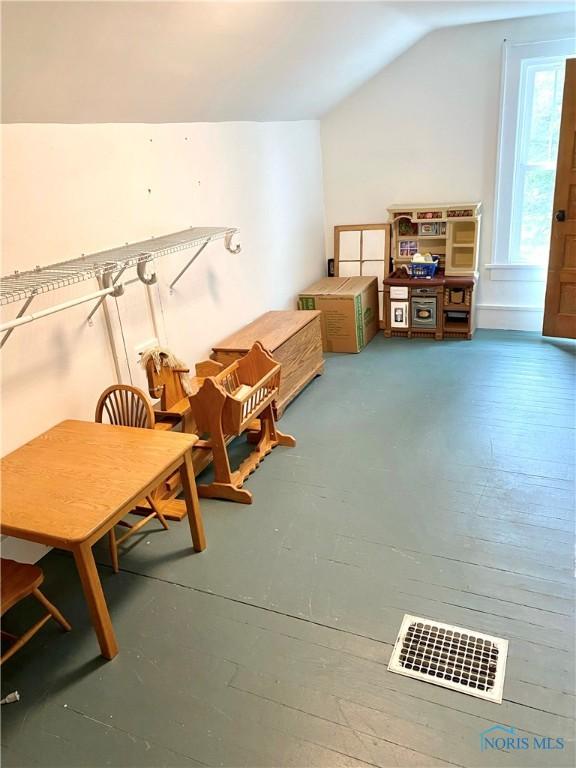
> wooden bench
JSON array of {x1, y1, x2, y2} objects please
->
[{"x1": 211, "y1": 310, "x2": 324, "y2": 418}]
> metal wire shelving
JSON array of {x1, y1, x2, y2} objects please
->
[
  {"x1": 0, "y1": 226, "x2": 241, "y2": 347},
  {"x1": 0, "y1": 227, "x2": 239, "y2": 307}
]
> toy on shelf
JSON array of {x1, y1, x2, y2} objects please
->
[
  {"x1": 189, "y1": 342, "x2": 296, "y2": 504},
  {"x1": 400, "y1": 253, "x2": 439, "y2": 279}
]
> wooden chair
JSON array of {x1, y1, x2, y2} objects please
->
[
  {"x1": 95, "y1": 384, "x2": 169, "y2": 573},
  {"x1": 1, "y1": 558, "x2": 71, "y2": 665},
  {"x1": 189, "y1": 342, "x2": 296, "y2": 504}
]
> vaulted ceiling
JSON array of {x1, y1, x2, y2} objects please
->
[{"x1": 2, "y1": 1, "x2": 572, "y2": 122}]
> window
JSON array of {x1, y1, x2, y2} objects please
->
[
  {"x1": 510, "y1": 58, "x2": 565, "y2": 265},
  {"x1": 493, "y1": 39, "x2": 575, "y2": 270}
]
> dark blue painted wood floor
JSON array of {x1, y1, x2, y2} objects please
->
[{"x1": 1, "y1": 331, "x2": 574, "y2": 767}]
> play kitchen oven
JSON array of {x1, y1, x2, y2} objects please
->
[{"x1": 411, "y1": 287, "x2": 437, "y2": 328}]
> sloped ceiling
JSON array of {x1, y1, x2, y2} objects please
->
[{"x1": 2, "y1": 1, "x2": 573, "y2": 122}]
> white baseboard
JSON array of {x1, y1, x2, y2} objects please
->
[{"x1": 476, "y1": 303, "x2": 543, "y2": 332}]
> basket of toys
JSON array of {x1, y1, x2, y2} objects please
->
[{"x1": 407, "y1": 254, "x2": 439, "y2": 279}]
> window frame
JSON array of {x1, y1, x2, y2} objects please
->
[{"x1": 491, "y1": 38, "x2": 575, "y2": 278}]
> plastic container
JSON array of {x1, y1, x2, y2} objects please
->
[{"x1": 408, "y1": 259, "x2": 439, "y2": 279}]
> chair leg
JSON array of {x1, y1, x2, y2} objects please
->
[
  {"x1": 146, "y1": 495, "x2": 169, "y2": 530},
  {"x1": 0, "y1": 615, "x2": 52, "y2": 666},
  {"x1": 108, "y1": 529, "x2": 120, "y2": 574},
  {"x1": 32, "y1": 589, "x2": 72, "y2": 632}
]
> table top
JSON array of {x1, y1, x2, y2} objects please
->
[
  {"x1": 1, "y1": 420, "x2": 198, "y2": 547},
  {"x1": 212, "y1": 310, "x2": 321, "y2": 353}
]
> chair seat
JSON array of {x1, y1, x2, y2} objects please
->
[{"x1": 1, "y1": 559, "x2": 44, "y2": 615}]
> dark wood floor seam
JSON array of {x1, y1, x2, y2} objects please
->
[
  {"x1": 109, "y1": 563, "x2": 573, "y2": 719},
  {"x1": 394, "y1": 591, "x2": 573, "y2": 631},
  {"x1": 62, "y1": 704, "x2": 209, "y2": 766},
  {"x1": 227, "y1": 682, "x2": 467, "y2": 768},
  {"x1": 403, "y1": 578, "x2": 574, "y2": 617},
  {"x1": 335, "y1": 533, "x2": 573, "y2": 584},
  {"x1": 111, "y1": 562, "x2": 396, "y2": 649}
]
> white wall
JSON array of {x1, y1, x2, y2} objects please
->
[
  {"x1": 0, "y1": 121, "x2": 325, "y2": 558},
  {"x1": 321, "y1": 12, "x2": 573, "y2": 331},
  {"x1": 6, "y1": 1, "x2": 570, "y2": 124}
]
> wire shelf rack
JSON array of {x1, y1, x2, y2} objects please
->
[{"x1": 0, "y1": 226, "x2": 238, "y2": 307}]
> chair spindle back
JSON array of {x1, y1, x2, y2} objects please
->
[{"x1": 95, "y1": 385, "x2": 155, "y2": 430}]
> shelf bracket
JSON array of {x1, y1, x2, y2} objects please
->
[
  {"x1": 225, "y1": 231, "x2": 241, "y2": 254},
  {"x1": 169, "y1": 240, "x2": 209, "y2": 292},
  {"x1": 137, "y1": 260, "x2": 157, "y2": 286},
  {"x1": 169, "y1": 232, "x2": 242, "y2": 293},
  {"x1": 0, "y1": 293, "x2": 36, "y2": 349},
  {"x1": 86, "y1": 268, "x2": 126, "y2": 326}
]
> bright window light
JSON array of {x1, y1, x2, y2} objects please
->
[
  {"x1": 509, "y1": 57, "x2": 565, "y2": 265},
  {"x1": 493, "y1": 39, "x2": 574, "y2": 270}
]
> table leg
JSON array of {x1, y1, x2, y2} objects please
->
[
  {"x1": 180, "y1": 450, "x2": 206, "y2": 552},
  {"x1": 72, "y1": 542, "x2": 119, "y2": 659}
]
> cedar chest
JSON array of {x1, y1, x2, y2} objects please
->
[{"x1": 211, "y1": 310, "x2": 324, "y2": 417}]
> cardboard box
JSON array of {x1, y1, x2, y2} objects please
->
[{"x1": 298, "y1": 277, "x2": 379, "y2": 353}]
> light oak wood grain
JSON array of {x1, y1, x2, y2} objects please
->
[
  {"x1": 0, "y1": 420, "x2": 205, "y2": 659},
  {"x1": 212, "y1": 311, "x2": 324, "y2": 417},
  {"x1": 1, "y1": 558, "x2": 71, "y2": 665},
  {"x1": 95, "y1": 384, "x2": 173, "y2": 573},
  {"x1": 190, "y1": 343, "x2": 295, "y2": 504}
]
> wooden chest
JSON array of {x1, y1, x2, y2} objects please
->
[{"x1": 211, "y1": 311, "x2": 324, "y2": 417}]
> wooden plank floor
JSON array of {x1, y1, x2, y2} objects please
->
[{"x1": 1, "y1": 330, "x2": 574, "y2": 767}]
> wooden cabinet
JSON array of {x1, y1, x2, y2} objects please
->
[
  {"x1": 211, "y1": 311, "x2": 324, "y2": 417},
  {"x1": 387, "y1": 203, "x2": 481, "y2": 276},
  {"x1": 442, "y1": 279, "x2": 476, "y2": 338}
]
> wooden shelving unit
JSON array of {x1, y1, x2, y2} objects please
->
[
  {"x1": 387, "y1": 203, "x2": 481, "y2": 276},
  {"x1": 381, "y1": 202, "x2": 481, "y2": 341}
]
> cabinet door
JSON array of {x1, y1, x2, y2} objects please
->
[{"x1": 390, "y1": 301, "x2": 409, "y2": 328}]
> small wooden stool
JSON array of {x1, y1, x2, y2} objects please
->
[{"x1": 1, "y1": 558, "x2": 71, "y2": 665}]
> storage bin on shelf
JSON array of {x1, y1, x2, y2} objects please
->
[
  {"x1": 406, "y1": 259, "x2": 439, "y2": 279},
  {"x1": 444, "y1": 285, "x2": 472, "y2": 308}
]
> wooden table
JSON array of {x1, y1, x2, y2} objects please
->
[{"x1": 0, "y1": 420, "x2": 205, "y2": 660}]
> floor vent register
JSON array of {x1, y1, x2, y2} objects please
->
[{"x1": 388, "y1": 614, "x2": 508, "y2": 703}]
